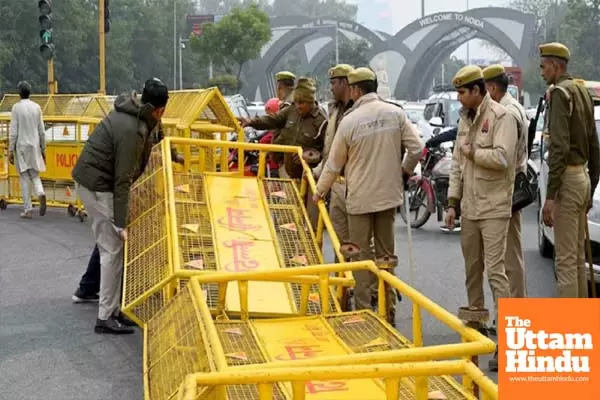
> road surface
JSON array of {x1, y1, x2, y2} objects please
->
[{"x1": 0, "y1": 204, "x2": 554, "y2": 399}]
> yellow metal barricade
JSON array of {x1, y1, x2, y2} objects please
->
[
  {"x1": 123, "y1": 138, "x2": 350, "y2": 325},
  {"x1": 142, "y1": 267, "x2": 498, "y2": 400}
]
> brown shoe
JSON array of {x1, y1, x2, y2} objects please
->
[{"x1": 39, "y1": 194, "x2": 47, "y2": 216}]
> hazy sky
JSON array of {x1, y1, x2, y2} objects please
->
[{"x1": 349, "y1": 0, "x2": 511, "y2": 61}]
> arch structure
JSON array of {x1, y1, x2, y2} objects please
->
[{"x1": 241, "y1": 8, "x2": 536, "y2": 102}]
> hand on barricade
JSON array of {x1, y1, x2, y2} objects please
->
[{"x1": 119, "y1": 228, "x2": 128, "y2": 241}]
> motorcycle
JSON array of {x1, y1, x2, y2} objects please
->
[
  {"x1": 227, "y1": 129, "x2": 280, "y2": 177},
  {"x1": 400, "y1": 127, "x2": 457, "y2": 229}
]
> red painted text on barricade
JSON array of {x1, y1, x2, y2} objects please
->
[
  {"x1": 56, "y1": 153, "x2": 78, "y2": 168},
  {"x1": 274, "y1": 338, "x2": 349, "y2": 394},
  {"x1": 304, "y1": 323, "x2": 331, "y2": 343},
  {"x1": 222, "y1": 239, "x2": 260, "y2": 272},
  {"x1": 217, "y1": 207, "x2": 260, "y2": 231}
]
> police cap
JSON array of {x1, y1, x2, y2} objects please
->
[
  {"x1": 276, "y1": 71, "x2": 296, "y2": 81},
  {"x1": 482, "y1": 64, "x2": 506, "y2": 81},
  {"x1": 328, "y1": 64, "x2": 354, "y2": 79},
  {"x1": 452, "y1": 65, "x2": 484, "y2": 88},
  {"x1": 539, "y1": 42, "x2": 570, "y2": 61},
  {"x1": 348, "y1": 67, "x2": 376, "y2": 85}
]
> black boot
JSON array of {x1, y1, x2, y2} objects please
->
[{"x1": 94, "y1": 317, "x2": 135, "y2": 334}]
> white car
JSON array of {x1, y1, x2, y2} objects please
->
[{"x1": 537, "y1": 105, "x2": 600, "y2": 285}]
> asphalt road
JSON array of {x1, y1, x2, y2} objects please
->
[{"x1": 0, "y1": 203, "x2": 554, "y2": 399}]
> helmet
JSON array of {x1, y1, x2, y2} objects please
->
[{"x1": 265, "y1": 98, "x2": 281, "y2": 114}]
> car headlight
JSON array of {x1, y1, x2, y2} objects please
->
[{"x1": 589, "y1": 197, "x2": 600, "y2": 223}]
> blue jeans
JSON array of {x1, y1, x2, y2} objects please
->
[{"x1": 79, "y1": 245, "x2": 100, "y2": 295}]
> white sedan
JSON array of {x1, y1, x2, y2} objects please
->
[{"x1": 537, "y1": 105, "x2": 600, "y2": 285}]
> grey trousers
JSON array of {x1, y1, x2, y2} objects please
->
[{"x1": 77, "y1": 184, "x2": 124, "y2": 320}]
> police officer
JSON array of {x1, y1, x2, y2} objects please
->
[
  {"x1": 482, "y1": 64, "x2": 529, "y2": 299},
  {"x1": 275, "y1": 71, "x2": 296, "y2": 111},
  {"x1": 313, "y1": 64, "x2": 355, "y2": 246},
  {"x1": 240, "y1": 77, "x2": 326, "y2": 179},
  {"x1": 445, "y1": 66, "x2": 517, "y2": 371},
  {"x1": 539, "y1": 42, "x2": 600, "y2": 298},
  {"x1": 314, "y1": 67, "x2": 422, "y2": 320}
]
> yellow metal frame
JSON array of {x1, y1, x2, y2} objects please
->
[
  {"x1": 178, "y1": 360, "x2": 498, "y2": 400},
  {"x1": 142, "y1": 264, "x2": 498, "y2": 400},
  {"x1": 123, "y1": 137, "x2": 353, "y2": 324}
]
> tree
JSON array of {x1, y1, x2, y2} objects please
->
[
  {"x1": 560, "y1": 0, "x2": 600, "y2": 79},
  {"x1": 190, "y1": 4, "x2": 272, "y2": 86}
]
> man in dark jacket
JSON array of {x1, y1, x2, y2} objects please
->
[
  {"x1": 72, "y1": 123, "x2": 183, "y2": 305},
  {"x1": 72, "y1": 78, "x2": 169, "y2": 334}
]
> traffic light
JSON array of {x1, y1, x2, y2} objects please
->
[
  {"x1": 38, "y1": 0, "x2": 54, "y2": 60},
  {"x1": 104, "y1": 0, "x2": 110, "y2": 33}
]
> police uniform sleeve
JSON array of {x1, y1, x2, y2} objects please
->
[
  {"x1": 250, "y1": 107, "x2": 289, "y2": 131},
  {"x1": 316, "y1": 119, "x2": 349, "y2": 197},
  {"x1": 472, "y1": 112, "x2": 517, "y2": 171},
  {"x1": 546, "y1": 88, "x2": 571, "y2": 200},
  {"x1": 447, "y1": 136, "x2": 463, "y2": 209},
  {"x1": 400, "y1": 114, "x2": 423, "y2": 173}
]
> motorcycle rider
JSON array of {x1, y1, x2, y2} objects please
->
[
  {"x1": 483, "y1": 64, "x2": 529, "y2": 300},
  {"x1": 445, "y1": 66, "x2": 517, "y2": 371}
]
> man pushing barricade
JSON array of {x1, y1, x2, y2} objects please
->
[
  {"x1": 313, "y1": 67, "x2": 422, "y2": 325},
  {"x1": 72, "y1": 78, "x2": 170, "y2": 334},
  {"x1": 538, "y1": 42, "x2": 600, "y2": 298},
  {"x1": 239, "y1": 77, "x2": 326, "y2": 179},
  {"x1": 444, "y1": 65, "x2": 518, "y2": 371}
]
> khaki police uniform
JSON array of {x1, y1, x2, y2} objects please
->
[
  {"x1": 483, "y1": 64, "x2": 529, "y2": 298},
  {"x1": 313, "y1": 64, "x2": 355, "y2": 245},
  {"x1": 448, "y1": 65, "x2": 517, "y2": 327},
  {"x1": 249, "y1": 77, "x2": 326, "y2": 179},
  {"x1": 316, "y1": 68, "x2": 422, "y2": 314},
  {"x1": 540, "y1": 43, "x2": 600, "y2": 298},
  {"x1": 271, "y1": 71, "x2": 297, "y2": 171}
]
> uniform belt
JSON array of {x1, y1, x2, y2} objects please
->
[
  {"x1": 336, "y1": 176, "x2": 345, "y2": 183},
  {"x1": 566, "y1": 164, "x2": 585, "y2": 171}
]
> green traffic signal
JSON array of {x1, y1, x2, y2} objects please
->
[{"x1": 40, "y1": 29, "x2": 52, "y2": 44}]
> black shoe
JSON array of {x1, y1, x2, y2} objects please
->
[
  {"x1": 94, "y1": 317, "x2": 135, "y2": 334},
  {"x1": 72, "y1": 288, "x2": 99, "y2": 303},
  {"x1": 39, "y1": 194, "x2": 47, "y2": 216},
  {"x1": 115, "y1": 312, "x2": 136, "y2": 327}
]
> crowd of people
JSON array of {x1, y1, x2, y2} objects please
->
[{"x1": 7, "y1": 41, "x2": 598, "y2": 374}]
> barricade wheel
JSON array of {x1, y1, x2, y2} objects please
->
[
  {"x1": 0, "y1": 199, "x2": 7, "y2": 210},
  {"x1": 67, "y1": 204, "x2": 76, "y2": 217},
  {"x1": 78, "y1": 210, "x2": 87, "y2": 222}
]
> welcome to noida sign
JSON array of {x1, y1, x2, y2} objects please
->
[{"x1": 418, "y1": 13, "x2": 485, "y2": 29}]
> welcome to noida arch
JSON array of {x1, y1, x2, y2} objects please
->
[
  {"x1": 241, "y1": 16, "x2": 388, "y2": 102},
  {"x1": 241, "y1": 8, "x2": 535, "y2": 102}
]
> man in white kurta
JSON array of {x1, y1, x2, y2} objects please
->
[{"x1": 8, "y1": 81, "x2": 47, "y2": 218}]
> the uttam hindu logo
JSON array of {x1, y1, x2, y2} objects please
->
[
  {"x1": 504, "y1": 315, "x2": 592, "y2": 373},
  {"x1": 498, "y1": 298, "x2": 600, "y2": 400}
]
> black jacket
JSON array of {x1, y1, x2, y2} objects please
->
[
  {"x1": 425, "y1": 127, "x2": 458, "y2": 148},
  {"x1": 72, "y1": 92, "x2": 159, "y2": 228}
]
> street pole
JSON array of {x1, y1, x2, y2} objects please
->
[
  {"x1": 48, "y1": 58, "x2": 56, "y2": 94},
  {"x1": 421, "y1": 0, "x2": 425, "y2": 17},
  {"x1": 99, "y1": 0, "x2": 106, "y2": 94},
  {"x1": 466, "y1": 0, "x2": 470, "y2": 65},
  {"x1": 173, "y1": 0, "x2": 177, "y2": 90},
  {"x1": 179, "y1": 37, "x2": 184, "y2": 90}
]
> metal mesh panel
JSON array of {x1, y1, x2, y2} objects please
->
[
  {"x1": 326, "y1": 311, "x2": 411, "y2": 353},
  {"x1": 146, "y1": 283, "x2": 214, "y2": 400},
  {"x1": 214, "y1": 321, "x2": 288, "y2": 400},
  {"x1": 123, "y1": 146, "x2": 171, "y2": 324}
]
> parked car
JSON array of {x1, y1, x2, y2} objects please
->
[
  {"x1": 537, "y1": 104, "x2": 600, "y2": 287},
  {"x1": 424, "y1": 87, "x2": 461, "y2": 127}
]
